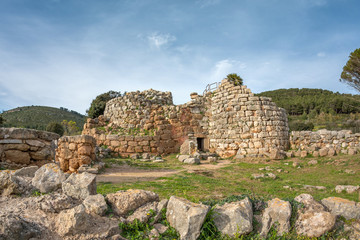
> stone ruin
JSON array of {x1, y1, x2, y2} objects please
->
[
  {"x1": 0, "y1": 128, "x2": 59, "y2": 169},
  {"x1": 83, "y1": 78, "x2": 290, "y2": 158}
]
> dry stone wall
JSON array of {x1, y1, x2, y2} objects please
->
[
  {"x1": 0, "y1": 127, "x2": 59, "y2": 168},
  {"x1": 55, "y1": 135, "x2": 96, "y2": 173},
  {"x1": 290, "y1": 129, "x2": 360, "y2": 157},
  {"x1": 83, "y1": 79, "x2": 289, "y2": 158},
  {"x1": 209, "y1": 79, "x2": 289, "y2": 158}
]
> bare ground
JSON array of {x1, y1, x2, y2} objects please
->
[{"x1": 96, "y1": 159, "x2": 232, "y2": 183}]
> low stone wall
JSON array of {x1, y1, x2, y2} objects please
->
[
  {"x1": 55, "y1": 135, "x2": 97, "y2": 173},
  {"x1": 290, "y1": 129, "x2": 360, "y2": 157},
  {"x1": 0, "y1": 127, "x2": 59, "y2": 168}
]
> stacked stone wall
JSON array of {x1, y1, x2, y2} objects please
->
[
  {"x1": 209, "y1": 79, "x2": 289, "y2": 158},
  {"x1": 55, "y1": 135, "x2": 96, "y2": 173},
  {"x1": 83, "y1": 79, "x2": 290, "y2": 158},
  {"x1": 290, "y1": 129, "x2": 360, "y2": 157},
  {"x1": 0, "y1": 127, "x2": 59, "y2": 168}
]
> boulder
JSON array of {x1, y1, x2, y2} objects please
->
[
  {"x1": 83, "y1": 194, "x2": 108, "y2": 216},
  {"x1": 106, "y1": 189, "x2": 159, "y2": 216},
  {"x1": 213, "y1": 197, "x2": 253, "y2": 236},
  {"x1": 180, "y1": 140, "x2": 190, "y2": 155},
  {"x1": 295, "y1": 194, "x2": 336, "y2": 237},
  {"x1": 307, "y1": 160, "x2": 318, "y2": 165},
  {"x1": 127, "y1": 201, "x2": 158, "y2": 223},
  {"x1": 335, "y1": 185, "x2": 360, "y2": 194},
  {"x1": 178, "y1": 155, "x2": 190, "y2": 162},
  {"x1": 32, "y1": 163, "x2": 67, "y2": 193},
  {"x1": 0, "y1": 212, "x2": 41, "y2": 240},
  {"x1": 183, "y1": 157, "x2": 200, "y2": 164},
  {"x1": 319, "y1": 148, "x2": 328, "y2": 157},
  {"x1": 13, "y1": 166, "x2": 39, "y2": 178},
  {"x1": 321, "y1": 197, "x2": 360, "y2": 220},
  {"x1": 151, "y1": 199, "x2": 168, "y2": 224},
  {"x1": 295, "y1": 210, "x2": 335, "y2": 237},
  {"x1": 166, "y1": 196, "x2": 210, "y2": 240},
  {"x1": 56, "y1": 204, "x2": 90, "y2": 236},
  {"x1": 62, "y1": 172, "x2": 97, "y2": 200},
  {"x1": 0, "y1": 171, "x2": 32, "y2": 196},
  {"x1": 260, "y1": 198, "x2": 291, "y2": 237},
  {"x1": 36, "y1": 193, "x2": 80, "y2": 213}
]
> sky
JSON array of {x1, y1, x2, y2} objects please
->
[{"x1": 0, "y1": 0, "x2": 360, "y2": 114}]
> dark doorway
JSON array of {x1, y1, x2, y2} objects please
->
[{"x1": 197, "y1": 138, "x2": 204, "y2": 152}]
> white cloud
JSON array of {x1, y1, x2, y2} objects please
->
[
  {"x1": 317, "y1": 52, "x2": 326, "y2": 57},
  {"x1": 209, "y1": 59, "x2": 246, "y2": 83},
  {"x1": 147, "y1": 32, "x2": 176, "y2": 49}
]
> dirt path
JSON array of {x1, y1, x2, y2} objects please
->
[{"x1": 96, "y1": 159, "x2": 232, "y2": 184}]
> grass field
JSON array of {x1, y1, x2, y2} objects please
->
[{"x1": 97, "y1": 154, "x2": 360, "y2": 203}]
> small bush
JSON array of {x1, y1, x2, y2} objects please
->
[
  {"x1": 46, "y1": 122, "x2": 64, "y2": 136},
  {"x1": 227, "y1": 73, "x2": 243, "y2": 86}
]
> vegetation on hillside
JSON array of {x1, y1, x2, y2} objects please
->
[
  {"x1": 1, "y1": 106, "x2": 85, "y2": 134},
  {"x1": 87, "y1": 91, "x2": 122, "y2": 118},
  {"x1": 257, "y1": 88, "x2": 360, "y2": 132},
  {"x1": 340, "y1": 48, "x2": 360, "y2": 92}
]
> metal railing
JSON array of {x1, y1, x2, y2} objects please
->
[{"x1": 203, "y1": 82, "x2": 220, "y2": 96}]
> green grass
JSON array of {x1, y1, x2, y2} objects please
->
[{"x1": 98, "y1": 154, "x2": 360, "y2": 202}]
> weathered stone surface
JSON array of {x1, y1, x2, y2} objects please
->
[
  {"x1": 0, "y1": 171, "x2": 32, "y2": 196},
  {"x1": 321, "y1": 197, "x2": 360, "y2": 220},
  {"x1": 269, "y1": 149, "x2": 285, "y2": 160},
  {"x1": 36, "y1": 193, "x2": 80, "y2": 213},
  {"x1": 106, "y1": 189, "x2": 159, "y2": 216},
  {"x1": 295, "y1": 194, "x2": 335, "y2": 237},
  {"x1": 307, "y1": 160, "x2": 318, "y2": 165},
  {"x1": 62, "y1": 172, "x2": 97, "y2": 200},
  {"x1": 83, "y1": 194, "x2": 108, "y2": 216},
  {"x1": 127, "y1": 201, "x2": 158, "y2": 223},
  {"x1": 335, "y1": 185, "x2": 360, "y2": 194},
  {"x1": 180, "y1": 140, "x2": 190, "y2": 155},
  {"x1": 166, "y1": 196, "x2": 210, "y2": 240},
  {"x1": 295, "y1": 210, "x2": 335, "y2": 237},
  {"x1": 32, "y1": 163, "x2": 67, "y2": 193},
  {"x1": 178, "y1": 155, "x2": 190, "y2": 162},
  {"x1": 213, "y1": 198, "x2": 253, "y2": 236},
  {"x1": 260, "y1": 198, "x2": 291, "y2": 237},
  {"x1": 154, "y1": 223, "x2": 168, "y2": 234},
  {"x1": 4, "y1": 150, "x2": 31, "y2": 164},
  {"x1": 13, "y1": 166, "x2": 39, "y2": 178},
  {"x1": 151, "y1": 199, "x2": 169, "y2": 224},
  {"x1": 56, "y1": 204, "x2": 90, "y2": 236},
  {"x1": 0, "y1": 212, "x2": 41, "y2": 240},
  {"x1": 183, "y1": 157, "x2": 200, "y2": 164}
]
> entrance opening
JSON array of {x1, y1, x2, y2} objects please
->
[{"x1": 197, "y1": 138, "x2": 204, "y2": 152}]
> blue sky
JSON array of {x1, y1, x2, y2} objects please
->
[{"x1": 0, "y1": 0, "x2": 360, "y2": 114}]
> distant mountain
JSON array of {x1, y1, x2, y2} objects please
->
[
  {"x1": 1, "y1": 106, "x2": 86, "y2": 131},
  {"x1": 257, "y1": 88, "x2": 360, "y2": 115}
]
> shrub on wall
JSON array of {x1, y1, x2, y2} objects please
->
[
  {"x1": 226, "y1": 73, "x2": 243, "y2": 86},
  {"x1": 87, "y1": 91, "x2": 121, "y2": 119}
]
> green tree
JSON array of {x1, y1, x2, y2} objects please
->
[
  {"x1": 0, "y1": 114, "x2": 4, "y2": 126},
  {"x1": 87, "y1": 91, "x2": 121, "y2": 118},
  {"x1": 61, "y1": 120, "x2": 80, "y2": 135},
  {"x1": 226, "y1": 73, "x2": 243, "y2": 86},
  {"x1": 340, "y1": 48, "x2": 360, "y2": 92},
  {"x1": 46, "y1": 122, "x2": 64, "y2": 136}
]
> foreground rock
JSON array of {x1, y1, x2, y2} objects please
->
[
  {"x1": 0, "y1": 171, "x2": 32, "y2": 196},
  {"x1": 321, "y1": 197, "x2": 360, "y2": 220},
  {"x1": 213, "y1": 197, "x2": 253, "y2": 236},
  {"x1": 0, "y1": 212, "x2": 41, "y2": 240},
  {"x1": 260, "y1": 198, "x2": 291, "y2": 237},
  {"x1": 166, "y1": 196, "x2": 210, "y2": 240},
  {"x1": 295, "y1": 194, "x2": 335, "y2": 237},
  {"x1": 32, "y1": 163, "x2": 67, "y2": 193},
  {"x1": 83, "y1": 194, "x2": 108, "y2": 216},
  {"x1": 56, "y1": 204, "x2": 90, "y2": 236},
  {"x1": 106, "y1": 189, "x2": 159, "y2": 216},
  {"x1": 62, "y1": 172, "x2": 97, "y2": 200}
]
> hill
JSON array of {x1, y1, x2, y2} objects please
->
[
  {"x1": 257, "y1": 88, "x2": 360, "y2": 132},
  {"x1": 257, "y1": 88, "x2": 360, "y2": 115},
  {"x1": 1, "y1": 106, "x2": 86, "y2": 133}
]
